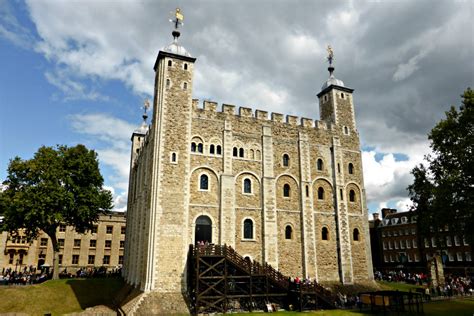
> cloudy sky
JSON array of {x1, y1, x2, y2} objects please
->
[{"x1": 0, "y1": 0, "x2": 472, "y2": 214}]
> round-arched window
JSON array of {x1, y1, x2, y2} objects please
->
[
  {"x1": 353, "y1": 228, "x2": 360, "y2": 241},
  {"x1": 285, "y1": 225, "x2": 293, "y2": 240},
  {"x1": 317, "y1": 159, "x2": 324, "y2": 171},
  {"x1": 349, "y1": 190, "x2": 356, "y2": 202},
  {"x1": 322, "y1": 227, "x2": 329, "y2": 240},
  {"x1": 200, "y1": 174, "x2": 209, "y2": 190},
  {"x1": 243, "y1": 219, "x2": 253, "y2": 239},
  {"x1": 283, "y1": 184, "x2": 290, "y2": 197},
  {"x1": 282, "y1": 154, "x2": 289, "y2": 167},
  {"x1": 318, "y1": 187, "x2": 325, "y2": 200}
]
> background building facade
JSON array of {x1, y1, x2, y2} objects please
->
[
  {"x1": 123, "y1": 22, "x2": 373, "y2": 312},
  {"x1": 370, "y1": 208, "x2": 473, "y2": 275},
  {"x1": 0, "y1": 213, "x2": 125, "y2": 272}
]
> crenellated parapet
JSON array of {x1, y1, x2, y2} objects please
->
[{"x1": 191, "y1": 99, "x2": 339, "y2": 132}]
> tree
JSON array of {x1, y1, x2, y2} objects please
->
[
  {"x1": 408, "y1": 88, "x2": 474, "y2": 247},
  {"x1": 0, "y1": 144, "x2": 113, "y2": 279}
]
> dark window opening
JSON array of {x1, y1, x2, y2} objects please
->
[
  {"x1": 239, "y1": 148, "x2": 244, "y2": 158},
  {"x1": 318, "y1": 187, "x2": 325, "y2": 200},
  {"x1": 285, "y1": 225, "x2": 293, "y2": 240},
  {"x1": 244, "y1": 178, "x2": 252, "y2": 194},
  {"x1": 244, "y1": 219, "x2": 253, "y2": 239},
  {"x1": 200, "y1": 174, "x2": 209, "y2": 190},
  {"x1": 305, "y1": 185, "x2": 309, "y2": 197},
  {"x1": 184, "y1": 63, "x2": 188, "y2": 70},
  {"x1": 183, "y1": 82, "x2": 187, "y2": 90},
  {"x1": 171, "y1": 152, "x2": 177, "y2": 162},
  {"x1": 216, "y1": 145, "x2": 222, "y2": 155},
  {"x1": 233, "y1": 147, "x2": 238, "y2": 157},
  {"x1": 348, "y1": 163, "x2": 354, "y2": 174},
  {"x1": 168, "y1": 60, "x2": 172, "y2": 67},
  {"x1": 283, "y1": 184, "x2": 290, "y2": 197},
  {"x1": 282, "y1": 154, "x2": 289, "y2": 167},
  {"x1": 166, "y1": 79, "x2": 170, "y2": 88},
  {"x1": 317, "y1": 159, "x2": 323, "y2": 171},
  {"x1": 197, "y1": 143, "x2": 203, "y2": 153},
  {"x1": 191, "y1": 142, "x2": 197, "y2": 152},
  {"x1": 353, "y1": 228, "x2": 360, "y2": 241},
  {"x1": 338, "y1": 163, "x2": 341, "y2": 173},
  {"x1": 210, "y1": 144, "x2": 215, "y2": 154},
  {"x1": 340, "y1": 189, "x2": 343, "y2": 200},
  {"x1": 349, "y1": 189, "x2": 356, "y2": 202},
  {"x1": 322, "y1": 227, "x2": 329, "y2": 240}
]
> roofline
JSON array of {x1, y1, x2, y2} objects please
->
[
  {"x1": 153, "y1": 50, "x2": 197, "y2": 71},
  {"x1": 317, "y1": 85, "x2": 354, "y2": 98}
]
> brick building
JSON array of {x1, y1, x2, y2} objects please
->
[
  {"x1": 123, "y1": 11, "x2": 373, "y2": 314},
  {"x1": 0, "y1": 212, "x2": 126, "y2": 273},
  {"x1": 370, "y1": 208, "x2": 473, "y2": 275}
]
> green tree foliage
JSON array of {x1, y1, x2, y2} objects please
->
[
  {"x1": 408, "y1": 88, "x2": 473, "y2": 246},
  {"x1": 0, "y1": 144, "x2": 113, "y2": 279}
]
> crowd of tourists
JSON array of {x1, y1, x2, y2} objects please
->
[
  {"x1": 432, "y1": 274, "x2": 473, "y2": 297},
  {"x1": 0, "y1": 265, "x2": 122, "y2": 286},
  {"x1": 0, "y1": 266, "x2": 49, "y2": 285},
  {"x1": 374, "y1": 270, "x2": 429, "y2": 284}
]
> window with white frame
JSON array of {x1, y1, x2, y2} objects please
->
[
  {"x1": 413, "y1": 239, "x2": 417, "y2": 248},
  {"x1": 465, "y1": 252, "x2": 472, "y2": 262},
  {"x1": 406, "y1": 239, "x2": 411, "y2": 249},
  {"x1": 431, "y1": 237, "x2": 437, "y2": 247},
  {"x1": 463, "y1": 236, "x2": 469, "y2": 246},
  {"x1": 456, "y1": 252, "x2": 463, "y2": 261},
  {"x1": 449, "y1": 253, "x2": 455, "y2": 261},
  {"x1": 400, "y1": 240, "x2": 405, "y2": 249},
  {"x1": 395, "y1": 240, "x2": 399, "y2": 249},
  {"x1": 384, "y1": 255, "x2": 388, "y2": 263},
  {"x1": 454, "y1": 235, "x2": 461, "y2": 246},
  {"x1": 389, "y1": 240, "x2": 393, "y2": 249},
  {"x1": 446, "y1": 236, "x2": 452, "y2": 247},
  {"x1": 383, "y1": 241, "x2": 387, "y2": 250},
  {"x1": 414, "y1": 253, "x2": 420, "y2": 262}
]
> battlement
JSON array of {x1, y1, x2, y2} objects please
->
[{"x1": 192, "y1": 99, "x2": 333, "y2": 130}]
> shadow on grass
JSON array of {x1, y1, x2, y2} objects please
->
[{"x1": 66, "y1": 277, "x2": 124, "y2": 311}]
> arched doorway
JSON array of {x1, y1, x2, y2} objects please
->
[{"x1": 195, "y1": 215, "x2": 212, "y2": 244}]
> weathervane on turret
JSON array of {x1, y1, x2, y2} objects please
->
[
  {"x1": 142, "y1": 99, "x2": 150, "y2": 124},
  {"x1": 326, "y1": 45, "x2": 335, "y2": 76},
  {"x1": 169, "y1": 8, "x2": 184, "y2": 41}
]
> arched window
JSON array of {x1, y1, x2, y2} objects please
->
[
  {"x1": 243, "y1": 178, "x2": 252, "y2": 194},
  {"x1": 233, "y1": 147, "x2": 238, "y2": 157},
  {"x1": 183, "y1": 82, "x2": 188, "y2": 90},
  {"x1": 210, "y1": 144, "x2": 215, "y2": 154},
  {"x1": 256, "y1": 150, "x2": 261, "y2": 160},
  {"x1": 344, "y1": 126, "x2": 349, "y2": 135},
  {"x1": 250, "y1": 149, "x2": 255, "y2": 160},
  {"x1": 216, "y1": 145, "x2": 222, "y2": 155},
  {"x1": 197, "y1": 143, "x2": 203, "y2": 153},
  {"x1": 200, "y1": 174, "x2": 209, "y2": 190},
  {"x1": 285, "y1": 225, "x2": 293, "y2": 240},
  {"x1": 348, "y1": 163, "x2": 354, "y2": 174},
  {"x1": 353, "y1": 228, "x2": 360, "y2": 241},
  {"x1": 317, "y1": 159, "x2": 323, "y2": 171},
  {"x1": 318, "y1": 187, "x2": 324, "y2": 200},
  {"x1": 349, "y1": 189, "x2": 356, "y2": 202},
  {"x1": 283, "y1": 184, "x2": 290, "y2": 197},
  {"x1": 166, "y1": 79, "x2": 170, "y2": 88},
  {"x1": 341, "y1": 93, "x2": 344, "y2": 99},
  {"x1": 168, "y1": 60, "x2": 172, "y2": 67},
  {"x1": 171, "y1": 152, "x2": 177, "y2": 162},
  {"x1": 322, "y1": 227, "x2": 329, "y2": 240},
  {"x1": 191, "y1": 142, "x2": 197, "y2": 152},
  {"x1": 282, "y1": 154, "x2": 289, "y2": 167},
  {"x1": 243, "y1": 219, "x2": 253, "y2": 239},
  {"x1": 184, "y1": 63, "x2": 188, "y2": 70},
  {"x1": 239, "y1": 148, "x2": 244, "y2": 158}
]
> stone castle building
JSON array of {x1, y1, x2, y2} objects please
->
[{"x1": 123, "y1": 13, "x2": 373, "y2": 312}]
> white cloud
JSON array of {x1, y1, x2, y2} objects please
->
[
  {"x1": 393, "y1": 47, "x2": 431, "y2": 81},
  {"x1": 69, "y1": 113, "x2": 136, "y2": 210}
]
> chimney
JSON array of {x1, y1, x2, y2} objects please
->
[{"x1": 373, "y1": 213, "x2": 380, "y2": 221}]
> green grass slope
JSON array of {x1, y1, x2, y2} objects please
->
[{"x1": 0, "y1": 277, "x2": 123, "y2": 315}]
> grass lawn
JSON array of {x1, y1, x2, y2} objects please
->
[
  {"x1": 0, "y1": 277, "x2": 123, "y2": 315},
  {"x1": 376, "y1": 281, "x2": 424, "y2": 292}
]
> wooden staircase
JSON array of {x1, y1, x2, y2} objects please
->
[{"x1": 187, "y1": 244, "x2": 336, "y2": 314}]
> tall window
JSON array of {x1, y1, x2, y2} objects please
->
[
  {"x1": 317, "y1": 159, "x2": 323, "y2": 171},
  {"x1": 233, "y1": 147, "x2": 238, "y2": 157},
  {"x1": 349, "y1": 190, "x2": 356, "y2": 202},
  {"x1": 243, "y1": 178, "x2": 252, "y2": 194},
  {"x1": 285, "y1": 225, "x2": 293, "y2": 240},
  {"x1": 353, "y1": 228, "x2": 360, "y2": 241},
  {"x1": 282, "y1": 154, "x2": 289, "y2": 167},
  {"x1": 183, "y1": 82, "x2": 187, "y2": 90},
  {"x1": 184, "y1": 63, "x2": 188, "y2": 70},
  {"x1": 239, "y1": 148, "x2": 244, "y2": 158},
  {"x1": 322, "y1": 227, "x2": 329, "y2": 240},
  {"x1": 318, "y1": 187, "x2": 324, "y2": 200},
  {"x1": 167, "y1": 60, "x2": 172, "y2": 67},
  {"x1": 283, "y1": 184, "x2": 290, "y2": 197},
  {"x1": 166, "y1": 79, "x2": 170, "y2": 88},
  {"x1": 171, "y1": 152, "x2": 177, "y2": 162},
  {"x1": 210, "y1": 144, "x2": 215, "y2": 154},
  {"x1": 200, "y1": 174, "x2": 209, "y2": 190},
  {"x1": 348, "y1": 163, "x2": 354, "y2": 174},
  {"x1": 191, "y1": 142, "x2": 197, "y2": 152},
  {"x1": 243, "y1": 219, "x2": 253, "y2": 239},
  {"x1": 197, "y1": 143, "x2": 203, "y2": 153},
  {"x1": 72, "y1": 255, "x2": 79, "y2": 265},
  {"x1": 216, "y1": 145, "x2": 222, "y2": 155}
]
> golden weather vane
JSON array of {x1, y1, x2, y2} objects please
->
[
  {"x1": 327, "y1": 45, "x2": 334, "y2": 65},
  {"x1": 170, "y1": 8, "x2": 184, "y2": 29}
]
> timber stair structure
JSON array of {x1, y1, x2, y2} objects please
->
[{"x1": 187, "y1": 244, "x2": 336, "y2": 314}]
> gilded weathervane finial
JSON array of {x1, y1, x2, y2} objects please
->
[
  {"x1": 169, "y1": 8, "x2": 184, "y2": 41},
  {"x1": 142, "y1": 99, "x2": 150, "y2": 123},
  {"x1": 326, "y1": 45, "x2": 335, "y2": 76},
  {"x1": 326, "y1": 45, "x2": 334, "y2": 65}
]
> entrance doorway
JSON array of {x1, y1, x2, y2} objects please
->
[{"x1": 195, "y1": 215, "x2": 212, "y2": 244}]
